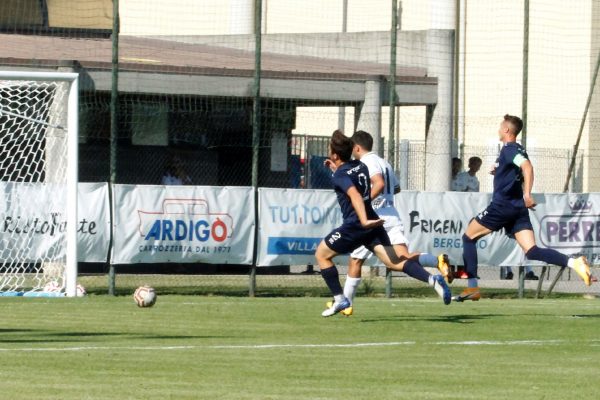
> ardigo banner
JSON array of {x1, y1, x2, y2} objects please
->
[
  {"x1": 0, "y1": 182, "x2": 110, "y2": 262},
  {"x1": 258, "y1": 190, "x2": 600, "y2": 267},
  {"x1": 111, "y1": 185, "x2": 254, "y2": 264}
]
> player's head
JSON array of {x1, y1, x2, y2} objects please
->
[
  {"x1": 329, "y1": 130, "x2": 353, "y2": 162},
  {"x1": 351, "y1": 130, "x2": 373, "y2": 153},
  {"x1": 499, "y1": 114, "x2": 523, "y2": 140}
]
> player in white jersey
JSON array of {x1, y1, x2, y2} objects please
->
[{"x1": 328, "y1": 131, "x2": 452, "y2": 316}]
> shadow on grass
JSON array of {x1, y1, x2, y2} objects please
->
[
  {"x1": 571, "y1": 314, "x2": 600, "y2": 318},
  {"x1": 360, "y1": 314, "x2": 503, "y2": 324},
  {"x1": 0, "y1": 329, "x2": 234, "y2": 344}
]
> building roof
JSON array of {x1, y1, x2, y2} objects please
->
[{"x1": 0, "y1": 33, "x2": 437, "y2": 104}]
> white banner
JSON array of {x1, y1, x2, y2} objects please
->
[
  {"x1": 6, "y1": 183, "x2": 593, "y2": 266},
  {"x1": 78, "y1": 182, "x2": 110, "y2": 262},
  {"x1": 111, "y1": 185, "x2": 255, "y2": 264},
  {"x1": 397, "y1": 191, "x2": 524, "y2": 267},
  {"x1": 257, "y1": 190, "x2": 600, "y2": 267},
  {"x1": 532, "y1": 193, "x2": 600, "y2": 265},
  {"x1": 0, "y1": 182, "x2": 109, "y2": 263},
  {"x1": 257, "y1": 188, "x2": 343, "y2": 266}
]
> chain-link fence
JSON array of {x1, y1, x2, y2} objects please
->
[{"x1": 1, "y1": 0, "x2": 599, "y2": 297}]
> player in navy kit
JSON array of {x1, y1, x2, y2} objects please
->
[
  {"x1": 316, "y1": 131, "x2": 451, "y2": 317},
  {"x1": 327, "y1": 130, "x2": 452, "y2": 316},
  {"x1": 456, "y1": 115, "x2": 593, "y2": 301}
]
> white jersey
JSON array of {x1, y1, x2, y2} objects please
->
[
  {"x1": 351, "y1": 152, "x2": 406, "y2": 260},
  {"x1": 359, "y1": 152, "x2": 401, "y2": 224}
]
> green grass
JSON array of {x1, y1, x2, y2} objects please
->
[{"x1": 1, "y1": 295, "x2": 599, "y2": 399}]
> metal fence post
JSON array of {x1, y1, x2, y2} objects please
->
[
  {"x1": 399, "y1": 139, "x2": 409, "y2": 190},
  {"x1": 518, "y1": 265, "x2": 525, "y2": 298},
  {"x1": 249, "y1": 0, "x2": 262, "y2": 297},
  {"x1": 107, "y1": 0, "x2": 119, "y2": 296}
]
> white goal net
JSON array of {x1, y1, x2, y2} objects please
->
[{"x1": 0, "y1": 71, "x2": 78, "y2": 297}]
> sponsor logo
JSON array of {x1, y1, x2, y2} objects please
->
[
  {"x1": 268, "y1": 205, "x2": 341, "y2": 225},
  {"x1": 408, "y1": 210, "x2": 487, "y2": 249},
  {"x1": 540, "y1": 214, "x2": 600, "y2": 249},
  {"x1": 267, "y1": 237, "x2": 321, "y2": 255},
  {"x1": 569, "y1": 196, "x2": 592, "y2": 214},
  {"x1": 138, "y1": 199, "x2": 233, "y2": 244}
]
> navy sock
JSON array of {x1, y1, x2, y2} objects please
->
[
  {"x1": 526, "y1": 246, "x2": 569, "y2": 267},
  {"x1": 320, "y1": 266, "x2": 343, "y2": 296},
  {"x1": 462, "y1": 234, "x2": 478, "y2": 278},
  {"x1": 402, "y1": 260, "x2": 430, "y2": 283}
]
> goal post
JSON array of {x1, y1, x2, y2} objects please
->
[{"x1": 0, "y1": 71, "x2": 78, "y2": 297}]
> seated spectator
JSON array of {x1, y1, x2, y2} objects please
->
[
  {"x1": 162, "y1": 154, "x2": 192, "y2": 185},
  {"x1": 455, "y1": 156, "x2": 483, "y2": 192}
]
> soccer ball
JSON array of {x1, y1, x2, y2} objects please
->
[
  {"x1": 133, "y1": 286, "x2": 157, "y2": 307},
  {"x1": 76, "y1": 284, "x2": 87, "y2": 297}
]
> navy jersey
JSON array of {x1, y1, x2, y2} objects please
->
[
  {"x1": 492, "y1": 142, "x2": 529, "y2": 207},
  {"x1": 332, "y1": 160, "x2": 379, "y2": 226}
]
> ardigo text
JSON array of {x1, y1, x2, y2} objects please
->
[{"x1": 139, "y1": 218, "x2": 231, "y2": 255}]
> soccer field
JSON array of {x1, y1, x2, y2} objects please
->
[{"x1": 1, "y1": 296, "x2": 598, "y2": 400}]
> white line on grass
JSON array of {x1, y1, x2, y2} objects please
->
[{"x1": 0, "y1": 339, "x2": 577, "y2": 352}]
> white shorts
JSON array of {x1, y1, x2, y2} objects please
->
[{"x1": 350, "y1": 223, "x2": 408, "y2": 260}]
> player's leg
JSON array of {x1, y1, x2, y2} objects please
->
[
  {"x1": 315, "y1": 236, "x2": 352, "y2": 317},
  {"x1": 371, "y1": 244, "x2": 451, "y2": 305},
  {"x1": 456, "y1": 217, "x2": 493, "y2": 302},
  {"x1": 342, "y1": 256, "x2": 362, "y2": 309},
  {"x1": 340, "y1": 242, "x2": 434, "y2": 314},
  {"x1": 514, "y1": 228, "x2": 593, "y2": 286},
  {"x1": 386, "y1": 224, "x2": 453, "y2": 282},
  {"x1": 325, "y1": 252, "x2": 364, "y2": 316},
  {"x1": 345, "y1": 246, "x2": 369, "y2": 305}
]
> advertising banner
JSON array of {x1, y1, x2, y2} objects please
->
[
  {"x1": 111, "y1": 185, "x2": 254, "y2": 264},
  {"x1": 532, "y1": 193, "x2": 600, "y2": 265},
  {"x1": 257, "y1": 190, "x2": 600, "y2": 267},
  {"x1": 0, "y1": 182, "x2": 109, "y2": 262},
  {"x1": 78, "y1": 182, "x2": 110, "y2": 262},
  {"x1": 257, "y1": 188, "x2": 345, "y2": 266},
  {"x1": 396, "y1": 191, "x2": 524, "y2": 267}
]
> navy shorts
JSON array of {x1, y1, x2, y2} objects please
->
[
  {"x1": 475, "y1": 201, "x2": 533, "y2": 236},
  {"x1": 323, "y1": 224, "x2": 391, "y2": 255}
]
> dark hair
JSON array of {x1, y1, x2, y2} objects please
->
[
  {"x1": 350, "y1": 130, "x2": 373, "y2": 151},
  {"x1": 504, "y1": 114, "x2": 523, "y2": 136},
  {"x1": 330, "y1": 130, "x2": 353, "y2": 162},
  {"x1": 469, "y1": 156, "x2": 482, "y2": 165}
]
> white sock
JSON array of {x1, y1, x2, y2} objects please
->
[
  {"x1": 343, "y1": 277, "x2": 362, "y2": 304},
  {"x1": 333, "y1": 294, "x2": 345, "y2": 303},
  {"x1": 427, "y1": 275, "x2": 435, "y2": 286},
  {"x1": 567, "y1": 258, "x2": 575, "y2": 269},
  {"x1": 468, "y1": 278, "x2": 478, "y2": 288}
]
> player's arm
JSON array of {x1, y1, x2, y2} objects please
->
[
  {"x1": 346, "y1": 186, "x2": 384, "y2": 228},
  {"x1": 370, "y1": 173, "x2": 385, "y2": 199},
  {"x1": 519, "y1": 158, "x2": 536, "y2": 209},
  {"x1": 324, "y1": 158, "x2": 337, "y2": 173}
]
